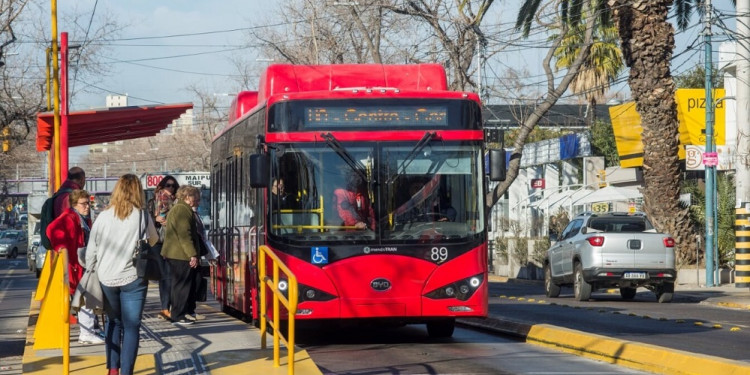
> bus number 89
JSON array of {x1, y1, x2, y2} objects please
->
[{"x1": 430, "y1": 247, "x2": 448, "y2": 263}]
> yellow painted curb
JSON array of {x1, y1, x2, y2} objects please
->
[
  {"x1": 24, "y1": 292, "x2": 155, "y2": 374},
  {"x1": 526, "y1": 324, "x2": 750, "y2": 375}
]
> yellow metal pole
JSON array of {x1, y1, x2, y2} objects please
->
[
  {"x1": 51, "y1": 0, "x2": 61, "y2": 189},
  {"x1": 46, "y1": 47, "x2": 51, "y2": 111}
]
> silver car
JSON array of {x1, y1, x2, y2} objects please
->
[
  {"x1": 32, "y1": 244, "x2": 47, "y2": 278},
  {"x1": 0, "y1": 230, "x2": 28, "y2": 258}
]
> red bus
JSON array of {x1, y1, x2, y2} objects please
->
[{"x1": 210, "y1": 63, "x2": 504, "y2": 337}]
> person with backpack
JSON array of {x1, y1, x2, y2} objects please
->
[
  {"x1": 150, "y1": 176, "x2": 179, "y2": 321},
  {"x1": 40, "y1": 167, "x2": 86, "y2": 250},
  {"x1": 46, "y1": 189, "x2": 103, "y2": 344},
  {"x1": 54, "y1": 167, "x2": 86, "y2": 217}
]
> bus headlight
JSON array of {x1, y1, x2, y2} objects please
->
[
  {"x1": 298, "y1": 283, "x2": 336, "y2": 302},
  {"x1": 424, "y1": 273, "x2": 484, "y2": 301},
  {"x1": 278, "y1": 280, "x2": 288, "y2": 292}
]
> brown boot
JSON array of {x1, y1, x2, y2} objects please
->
[{"x1": 158, "y1": 309, "x2": 171, "y2": 320}]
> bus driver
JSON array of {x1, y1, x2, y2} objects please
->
[{"x1": 333, "y1": 172, "x2": 375, "y2": 230}]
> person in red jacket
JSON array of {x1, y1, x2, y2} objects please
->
[
  {"x1": 333, "y1": 172, "x2": 376, "y2": 230},
  {"x1": 47, "y1": 189, "x2": 103, "y2": 345}
]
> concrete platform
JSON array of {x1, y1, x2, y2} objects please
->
[{"x1": 23, "y1": 283, "x2": 322, "y2": 375}]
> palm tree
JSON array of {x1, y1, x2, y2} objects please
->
[
  {"x1": 551, "y1": 7, "x2": 623, "y2": 125},
  {"x1": 517, "y1": 0, "x2": 706, "y2": 263}
]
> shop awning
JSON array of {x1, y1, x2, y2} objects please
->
[{"x1": 36, "y1": 103, "x2": 193, "y2": 151}]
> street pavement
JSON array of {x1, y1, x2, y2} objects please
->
[
  {"x1": 21, "y1": 278, "x2": 750, "y2": 375},
  {"x1": 459, "y1": 276, "x2": 750, "y2": 375}
]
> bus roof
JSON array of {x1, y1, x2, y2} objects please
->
[{"x1": 227, "y1": 63, "x2": 449, "y2": 124}]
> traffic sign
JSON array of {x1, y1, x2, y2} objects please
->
[{"x1": 703, "y1": 152, "x2": 718, "y2": 167}]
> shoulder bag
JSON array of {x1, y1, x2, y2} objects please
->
[
  {"x1": 133, "y1": 209, "x2": 162, "y2": 281},
  {"x1": 72, "y1": 249, "x2": 104, "y2": 315}
]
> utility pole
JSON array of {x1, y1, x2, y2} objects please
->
[
  {"x1": 704, "y1": 0, "x2": 717, "y2": 287},
  {"x1": 735, "y1": 0, "x2": 750, "y2": 289}
]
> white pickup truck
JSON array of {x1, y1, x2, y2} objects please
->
[{"x1": 544, "y1": 212, "x2": 677, "y2": 303}]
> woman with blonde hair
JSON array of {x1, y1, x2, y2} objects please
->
[{"x1": 83, "y1": 174, "x2": 158, "y2": 375}]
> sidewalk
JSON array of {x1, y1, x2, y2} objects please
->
[{"x1": 22, "y1": 283, "x2": 323, "y2": 375}]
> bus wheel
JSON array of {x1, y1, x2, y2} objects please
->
[{"x1": 426, "y1": 318, "x2": 455, "y2": 338}]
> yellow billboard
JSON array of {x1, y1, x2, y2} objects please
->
[{"x1": 609, "y1": 89, "x2": 725, "y2": 168}]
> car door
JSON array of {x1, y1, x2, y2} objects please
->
[
  {"x1": 560, "y1": 219, "x2": 583, "y2": 276},
  {"x1": 19, "y1": 232, "x2": 28, "y2": 254},
  {"x1": 550, "y1": 220, "x2": 579, "y2": 277}
]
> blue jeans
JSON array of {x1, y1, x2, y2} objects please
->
[{"x1": 101, "y1": 278, "x2": 148, "y2": 375}]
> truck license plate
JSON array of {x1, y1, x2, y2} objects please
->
[{"x1": 624, "y1": 272, "x2": 647, "y2": 279}]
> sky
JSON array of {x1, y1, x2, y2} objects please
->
[
  {"x1": 57, "y1": 0, "x2": 272, "y2": 109},
  {"x1": 49, "y1": 0, "x2": 740, "y2": 112}
]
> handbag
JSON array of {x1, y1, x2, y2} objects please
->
[
  {"x1": 72, "y1": 267, "x2": 105, "y2": 315},
  {"x1": 134, "y1": 209, "x2": 162, "y2": 281}
]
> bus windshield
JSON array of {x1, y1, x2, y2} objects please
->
[{"x1": 268, "y1": 141, "x2": 484, "y2": 244}]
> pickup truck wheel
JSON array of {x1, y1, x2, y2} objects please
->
[
  {"x1": 544, "y1": 265, "x2": 561, "y2": 298},
  {"x1": 655, "y1": 283, "x2": 674, "y2": 303},
  {"x1": 574, "y1": 263, "x2": 592, "y2": 301},
  {"x1": 620, "y1": 287, "x2": 637, "y2": 300}
]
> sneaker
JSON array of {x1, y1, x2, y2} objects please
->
[
  {"x1": 173, "y1": 318, "x2": 194, "y2": 326},
  {"x1": 185, "y1": 313, "x2": 205, "y2": 321},
  {"x1": 158, "y1": 310, "x2": 171, "y2": 320},
  {"x1": 78, "y1": 334, "x2": 105, "y2": 345}
]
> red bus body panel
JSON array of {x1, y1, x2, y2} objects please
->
[{"x1": 274, "y1": 246, "x2": 488, "y2": 320}]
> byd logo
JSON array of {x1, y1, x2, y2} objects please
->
[{"x1": 370, "y1": 278, "x2": 392, "y2": 291}]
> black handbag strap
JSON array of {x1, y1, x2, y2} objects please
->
[{"x1": 138, "y1": 209, "x2": 148, "y2": 241}]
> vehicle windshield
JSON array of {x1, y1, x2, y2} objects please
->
[
  {"x1": 268, "y1": 141, "x2": 484, "y2": 244},
  {"x1": 0, "y1": 231, "x2": 18, "y2": 239}
]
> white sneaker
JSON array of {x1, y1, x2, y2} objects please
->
[{"x1": 78, "y1": 334, "x2": 105, "y2": 345}]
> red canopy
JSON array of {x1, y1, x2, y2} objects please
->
[{"x1": 36, "y1": 103, "x2": 193, "y2": 151}]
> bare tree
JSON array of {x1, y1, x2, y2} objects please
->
[
  {"x1": 0, "y1": 0, "x2": 124, "y2": 185},
  {"x1": 488, "y1": 1, "x2": 597, "y2": 212}
]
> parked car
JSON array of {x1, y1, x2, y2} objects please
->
[
  {"x1": 32, "y1": 245, "x2": 47, "y2": 278},
  {"x1": 28, "y1": 232, "x2": 41, "y2": 273},
  {"x1": 544, "y1": 212, "x2": 676, "y2": 303},
  {"x1": 0, "y1": 230, "x2": 28, "y2": 258}
]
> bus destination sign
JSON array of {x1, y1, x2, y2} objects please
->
[{"x1": 305, "y1": 105, "x2": 448, "y2": 127}]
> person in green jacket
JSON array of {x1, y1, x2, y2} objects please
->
[{"x1": 162, "y1": 185, "x2": 202, "y2": 325}]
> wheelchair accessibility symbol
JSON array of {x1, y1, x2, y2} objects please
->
[{"x1": 311, "y1": 246, "x2": 329, "y2": 265}]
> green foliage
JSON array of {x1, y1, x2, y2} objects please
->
[
  {"x1": 549, "y1": 208, "x2": 571, "y2": 237},
  {"x1": 532, "y1": 237, "x2": 550, "y2": 265},
  {"x1": 681, "y1": 173, "x2": 736, "y2": 266},
  {"x1": 674, "y1": 64, "x2": 724, "y2": 89},
  {"x1": 589, "y1": 119, "x2": 619, "y2": 167}
]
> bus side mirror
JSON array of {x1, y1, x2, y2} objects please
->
[
  {"x1": 489, "y1": 149, "x2": 506, "y2": 181},
  {"x1": 249, "y1": 154, "x2": 269, "y2": 188}
]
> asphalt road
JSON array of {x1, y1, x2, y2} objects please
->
[
  {"x1": 0, "y1": 258, "x2": 36, "y2": 375},
  {"x1": 296, "y1": 322, "x2": 651, "y2": 374},
  {"x1": 483, "y1": 280, "x2": 750, "y2": 362}
]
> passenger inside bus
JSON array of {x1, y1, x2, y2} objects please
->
[
  {"x1": 333, "y1": 172, "x2": 375, "y2": 230},
  {"x1": 271, "y1": 178, "x2": 296, "y2": 209}
]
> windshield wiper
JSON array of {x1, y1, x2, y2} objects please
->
[
  {"x1": 321, "y1": 133, "x2": 367, "y2": 180},
  {"x1": 386, "y1": 132, "x2": 436, "y2": 185}
]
